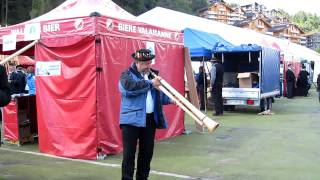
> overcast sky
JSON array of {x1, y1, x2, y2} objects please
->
[{"x1": 225, "y1": 0, "x2": 320, "y2": 16}]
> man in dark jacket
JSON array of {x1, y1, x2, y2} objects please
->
[
  {"x1": 9, "y1": 66, "x2": 26, "y2": 94},
  {"x1": 210, "y1": 57, "x2": 224, "y2": 116},
  {"x1": 297, "y1": 66, "x2": 310, "y2": 96},
  {"x1": 118, "y1": 48, "x2": 173, "y2": 180},
  {"x1": 196, "y1": 66, "x2": 207, "y2": 110},
  {"x1": 1, "y1": 65, "x2": 11, "y2": 146},
  {"x1": 285, "y1": 64, "x2": 295, "y2": 98}
]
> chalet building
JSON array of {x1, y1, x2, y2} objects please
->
[
  {"x1": 268, "y1": 16, "x2": 290, "y2": 25},
  {"x1": 234, "y1": 7, "x2": 246, "y2": 16},
  {"x1": 263, "y1": 9, "x2": 290, "y2": 25},
  {"x1": 199, "y1": 1, "x2": 308, "y2": 47},
  {"x1": 234, "y1": 18, "x2": 272, "y2": 34},
  {"x1": 268, "y1": 24, "x2": 306, "y2": 45},
  {"x1": 306, "y1": 33, "x2": 320, "y2": 50},
  {"x1": 241, "y1": 2, "x2": 266, "y2": 13},
  {"x1": 244, "y1": 12, "x2": 268, "y2": 21},
  {"x1": 199, "y1": 1, "x2": 246, "y2": 25},
  {"x1": 264, "y1": 9, "x2": 280, "y2": 18}
]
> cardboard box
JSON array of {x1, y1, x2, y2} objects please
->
[{"x1": 237, "y1": 72, "x2": 259, "y2": 88}]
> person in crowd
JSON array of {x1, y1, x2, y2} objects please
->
[
  {"x1": 285, "y1": 64, "x2": 296, "y2": 99},
  {"x1": 317, "y1": 73, "x2": 320, "y2": 103},
  {"x1": 196, "y1": 66, "x2": 207, "y2": 110},
  {"x1": 296, "y1": 65, "x2": 310, "y2": 96},
  {"x1": 25, "y1": 66, "x2": 36, "y2": 95},
  {"x1": 9, "y1": 66, "x2": 26, "y2": 94},
  {"x1": 210, "y1": 57, "x2": 224, "y2": 116},
  {"x1": 0, "y1": 65, "x2": 11, "y2": 146},
  {"x1": 118, "y1": 48, "x2": 173, "y2": 180}
]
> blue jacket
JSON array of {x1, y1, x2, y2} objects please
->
[
  {"x1": 26, "y1": 73, "x2": 36, "y2": 95},
  {"x1": 119, "y1": 63, "x2": 172, "y2": 129}
]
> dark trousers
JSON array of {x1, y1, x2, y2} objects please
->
[
  {"x1": 197, "y1": 85, "x2": 206, "y2": 110},
  {"x1": 121, "y1": 113, "x2": 156, "y2": 180},
  {"x1": 286, "y1": 82, "x2": 294, "y2": 98},
  {"x1": 212, "y1": 85, "x2": 223, "y2": 115},
  {"x1": 302, "y1": 84, "x2": 310, "y2": 96}
]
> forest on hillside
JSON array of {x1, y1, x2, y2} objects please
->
[{"x1": 0, "y1": 0, "x2": 207, "y2": 25}]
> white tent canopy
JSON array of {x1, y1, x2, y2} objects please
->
[
  {"x1": 137, "y1": 7, "x2": 320, "y2": 64},
  {"x1": 31, "y1": 0, "x2": 136, "y2": 22}
]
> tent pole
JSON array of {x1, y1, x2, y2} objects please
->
[
  {"x1": 202, "y1": 57, "x2": 207, "y2": 114},
  {"x1": 249, "y1": 51, "x2": 251, "y2": 63},
  {"x1": 0, "y1": 40, "x2": 38, "y2": 65},
  {"x1": 222, "y1": 53, "x2": 224, "y2": 63},
  {"x1": 204, "y1": 59, "x2": 211, "y2": 114}
]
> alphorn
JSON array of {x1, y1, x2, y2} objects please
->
[{"x1": 150, "y1": 71, "x2": 219, "y2": 132}]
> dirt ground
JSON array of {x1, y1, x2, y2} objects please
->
[{"x1": 1, "y1": 89, "x2": 320, "y2": 180}]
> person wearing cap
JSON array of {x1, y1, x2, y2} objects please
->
[
  {"x1": 285, "y1": 64, "x2": 296, "y2": 98},
  {"x1": 118, "y1": 48, "x2": 173, "y2": 180},
  {"x1": 0, "y1": 65, "x2": 11, "y2": 146},
  {"x1": 210, "y1": 57, "x2": 224, "y2": 116}
]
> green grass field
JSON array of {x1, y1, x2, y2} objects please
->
[{"x1": 1, "y1": 89, "x2": 320, "y2": 180}]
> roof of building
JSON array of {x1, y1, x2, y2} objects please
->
[
  {"x1": 198, "y1": 1, "x2": 234, "y2": 13},
  {"x1": 268, "y1": 23, "x2": 305, "y2": 33},
  {"x1": 234, "y1": 18, "x2": 271, "y2": 28}
]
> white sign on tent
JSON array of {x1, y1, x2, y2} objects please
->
[
  {"x1": 24, "y1": 23, "x2": 41, "y2": 41},
  {"x1": 36, "y1": 61, "x2": 62, "y2": 76},
  {"x1": 2, "y1": 34, "x2": 17, "y2": 51}
]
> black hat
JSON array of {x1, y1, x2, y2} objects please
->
[{"x1": 131, "y1": 48, "x2": 155, "y2": 61}]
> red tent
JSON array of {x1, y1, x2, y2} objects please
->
[{"x1": 0, "y1": 0, "x2": 185, "y2": 159}]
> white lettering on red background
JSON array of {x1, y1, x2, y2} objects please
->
[
  {"x1": 137, "y1": 27, "x2": 172, "y2": 39},
  {"x1": 118, "y1": 23, "x2": 136, "y2": 33},
  {"x1": 117, "y1": 22, "x2": 172, "y2": 39},
  {"x1": 43, "y1": 23, "x2": 60, "y2": 33},
  {"x1": 11, "y1": 28, "x2": 24, "y2": 35}
]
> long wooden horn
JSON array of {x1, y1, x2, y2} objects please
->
[{"x1": 150, "y1": 71, "x2": 219, "y2": 132}]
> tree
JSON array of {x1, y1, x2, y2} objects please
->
[
  {"x1": 228, "y1": 3, "x2": 239, "y2": 9},
  {"x1": 291, "y1": 11, "x2": 320, "y2": 32},
  {"x1": 277, "y1": 9, "x2": 290, "y2": 18},
  {"x1": 30, "y1": 0, "x2": 64, "y2": 18},
  {"x1": 1, "y1": 0, "x2": 33, "y2": 25},
  {"x1": 190, "y1": 0, "x2": 208, "y2": 14},
  {"x1": 10, "y1": 0, "x2": 207, "y2": 25},
  {"x1": 113, "y1": 0, "x2": 207, "y2": 15}
]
